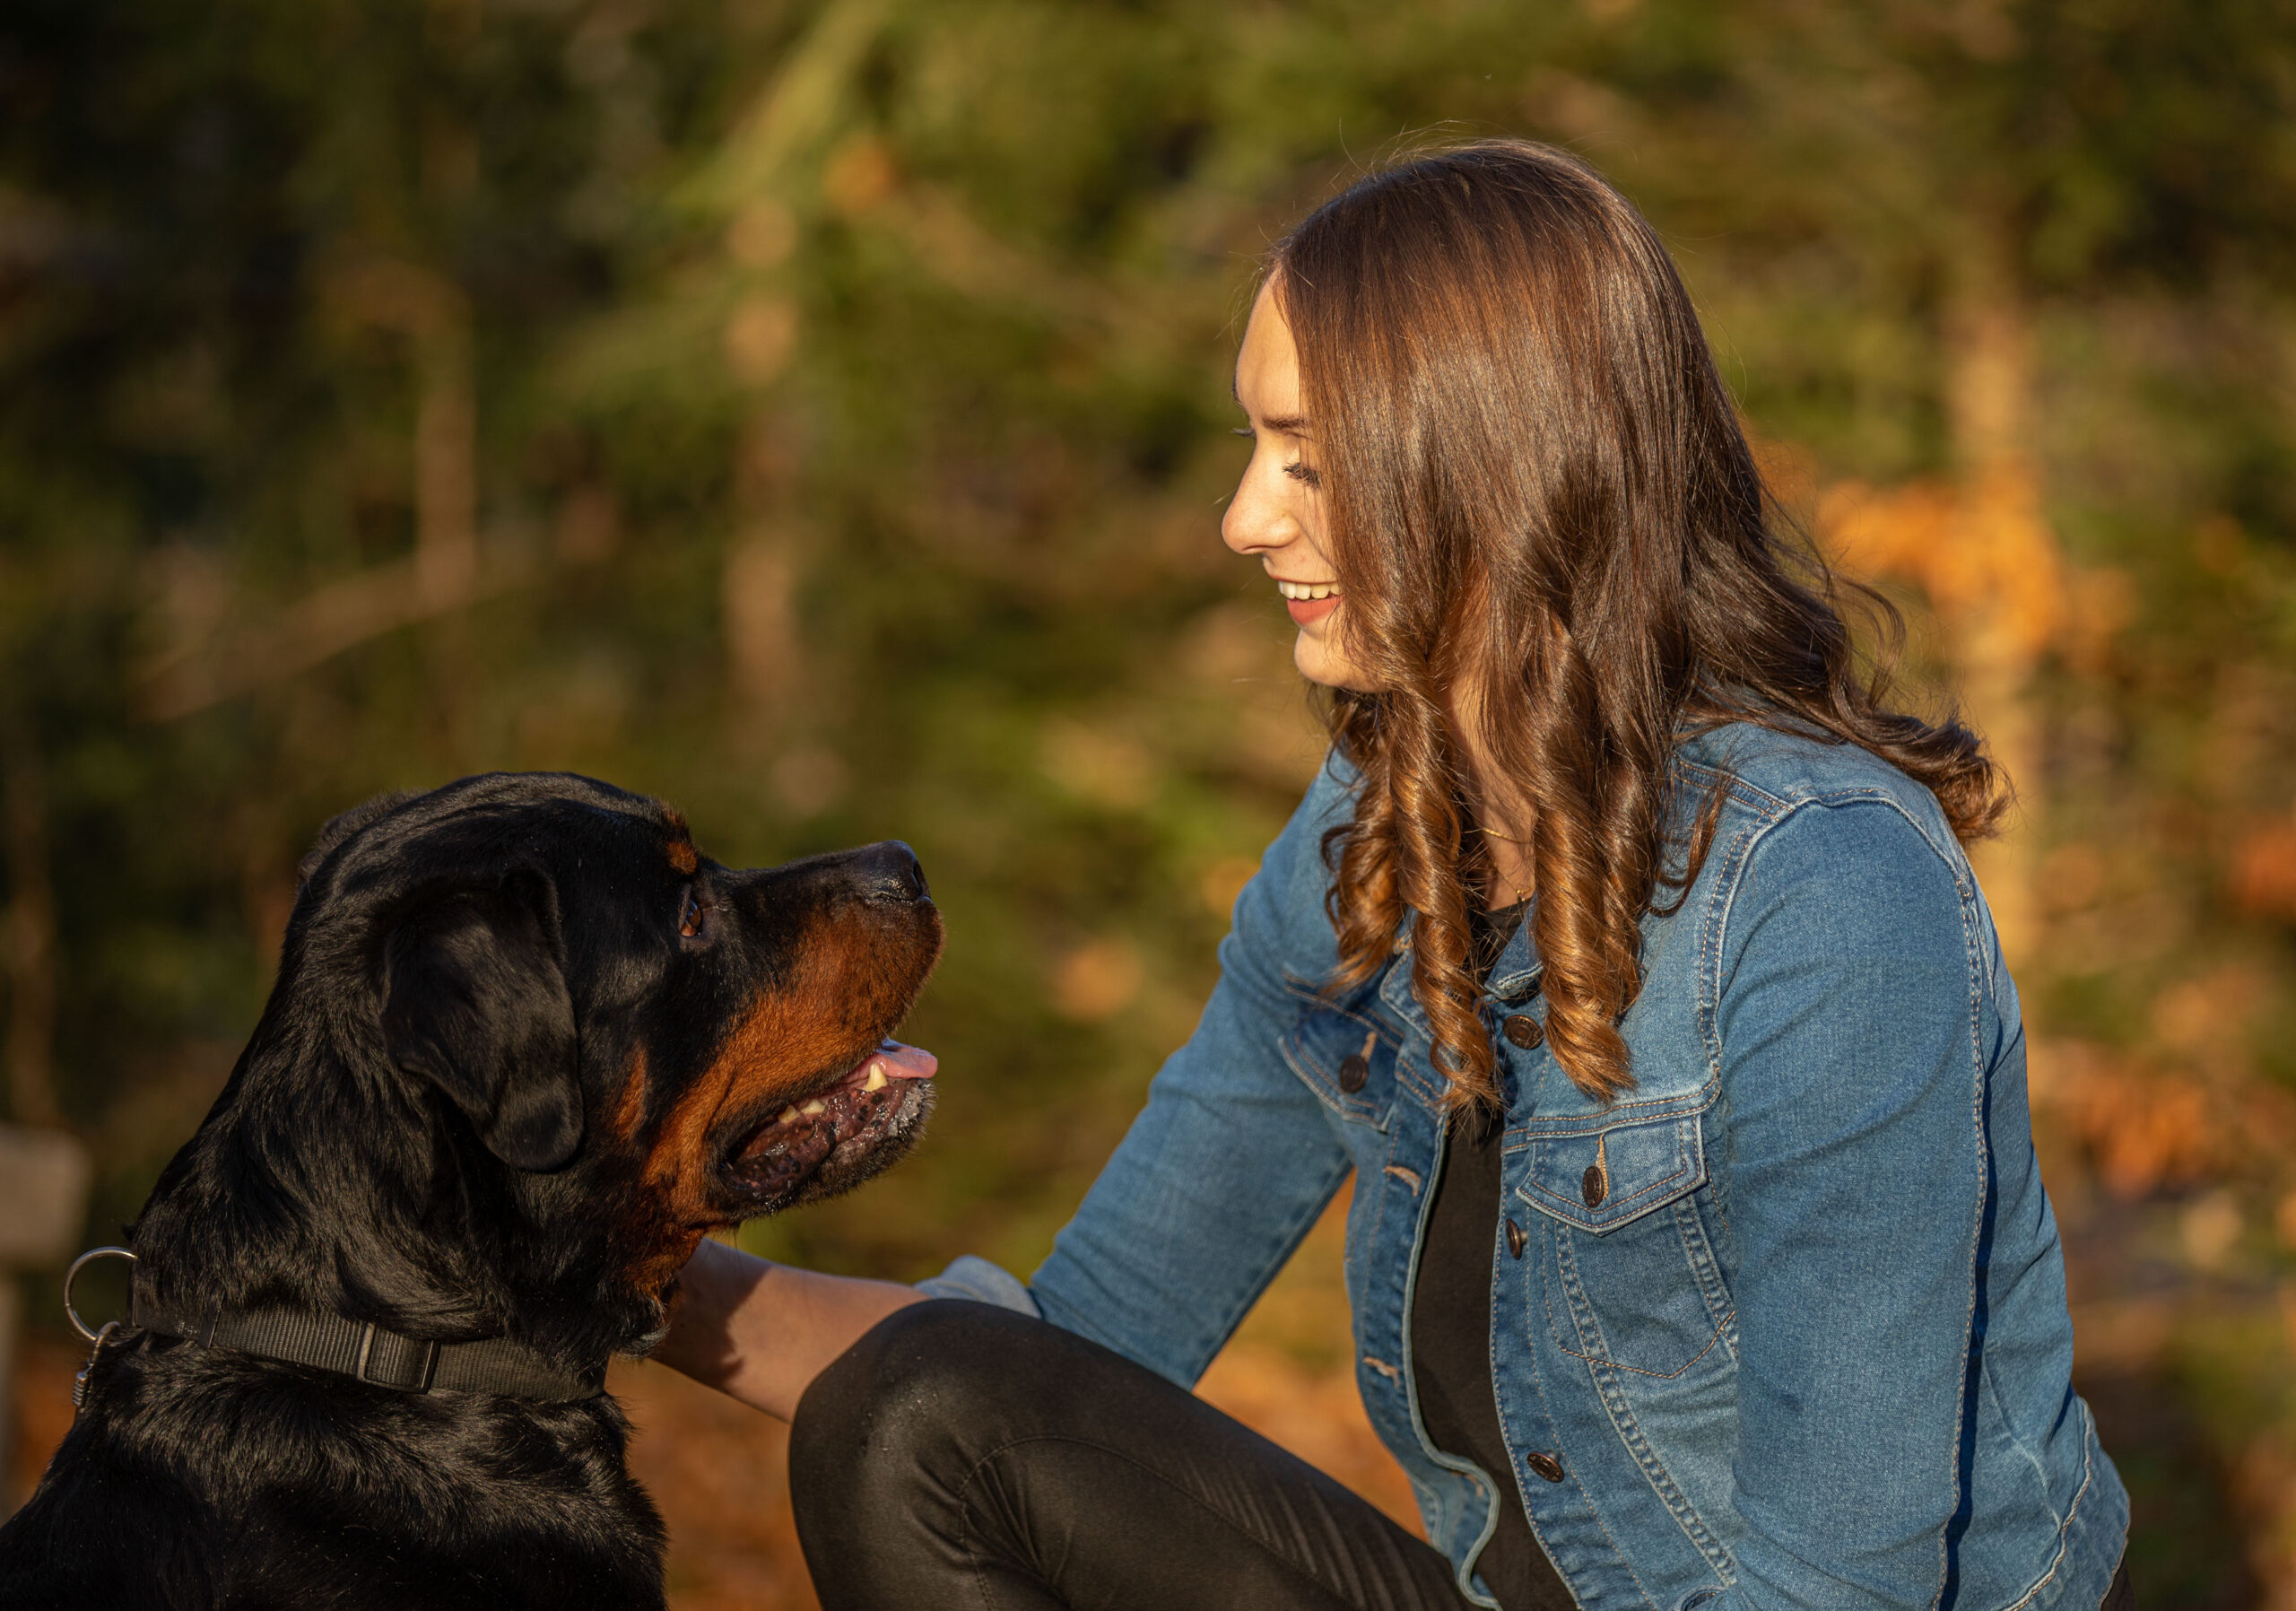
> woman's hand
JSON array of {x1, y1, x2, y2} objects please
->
[{"x1": 650, "y1": 1236, "x2": 926, "y2": 1421}]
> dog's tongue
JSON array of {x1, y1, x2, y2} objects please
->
[{"x1": 874, "y1": 1040, "x2": 937, "y2": 1080}]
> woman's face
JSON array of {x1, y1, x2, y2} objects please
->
[{"x1": 1223, "y1": 280, "x2": 1374, "y2": 692}]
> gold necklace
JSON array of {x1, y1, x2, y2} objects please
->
[{"x1": 1471, "y1": 825, "x2": 1533, "y2": 907}]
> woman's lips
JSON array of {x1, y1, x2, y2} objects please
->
[{"x1": 1286, "y1": 595, "x2": 1341, "y2": 626}]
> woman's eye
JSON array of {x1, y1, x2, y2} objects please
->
[
  {"x1": 679, "y1": 887, "x2": 705, "y2": 938},
  {"x1": 1283, "y1": 460, "x2": 1321, "y2": 488}
]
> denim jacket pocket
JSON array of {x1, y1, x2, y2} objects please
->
[
  {"x1": 1518, "y1": 1110, "x2": 1706, "y2": 1233},
  {"x1": 1517, "y1": 1112, "x2": 1732, "y2": 1379},
  {"x1": 1279, "y1": 981, "x2": 1401, "y2": 1133}
]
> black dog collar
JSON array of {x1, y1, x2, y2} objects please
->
[{"x1": 127, "y1": 1292, "x2": 607, "y2": 1402}]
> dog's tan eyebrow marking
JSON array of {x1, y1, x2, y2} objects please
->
[{"x1": 658, "y1": 804, "x2": 700, "y2": 875}]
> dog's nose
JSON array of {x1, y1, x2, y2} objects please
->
[{"x1": 855, "y1": 840, "x2": 930, "y2": 904}]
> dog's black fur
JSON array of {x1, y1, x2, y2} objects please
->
[{"x1": 0, "y1": 773, "x2": 944, "y2": 1609}]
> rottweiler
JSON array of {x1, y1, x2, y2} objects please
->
[{"x1": 0, "y1": 772, "x2": 944, "y2": 1609}]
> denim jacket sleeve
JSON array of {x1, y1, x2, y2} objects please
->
[
  {"x1": 1025, "y1": 762, "x2": 1356, "y2": 1388},
  {"x1": 1705, "y1": 796, "x2": 1996, "y2": 1611}
]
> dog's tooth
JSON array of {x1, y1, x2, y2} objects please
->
[
  {"x1": 802, "y1": 1099, "x2": 827, "y2": 1116},
  {"x1": 778, "y1": 1106, "x2": 802, "y2": 1125},
  {"x1": 863, "y1": 1065, "x2": 889, "y2": 1092}
]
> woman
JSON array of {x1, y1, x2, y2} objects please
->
[{"x1": 657, "y1": 140, "x2": 2130, "y2": 1611}]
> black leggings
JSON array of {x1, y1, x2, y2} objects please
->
[
  {"x1": 788, "y1": 1300, "x2": 2137, "y2": 1611},
  {"x1": 790, "y1": 1300, "x2": 1465, "y2": 1610}
]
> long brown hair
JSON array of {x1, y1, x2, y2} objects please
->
[{"x1": 1272, "y1": 139, "x2": 2003, "y2": 1110}]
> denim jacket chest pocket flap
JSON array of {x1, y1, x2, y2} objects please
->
[
  {"x1": 1513, "y1": 1105, "x2": 1727, "y2": 1380},
  {"x1": 1279, "y1": 977, "x2": 1403, "y2": 1132},
  {"x1": 1516, "y1": 1107, "x2": 1707, "y2": 1234}
]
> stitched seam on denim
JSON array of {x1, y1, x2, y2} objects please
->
[
  {"x1": 1999, "y1": 1406, "x2": 2100, "y2": 1611},
  {"x1": 1673, "y1": 1194, "x2": 1738, "y2": 1352},
  {"x1": 952, "y1": 1433, "x2": 1400, "y2": 1610},
  {"x1": 1278, "y1": 993, "x2": 1401, "y2": 1124},
  {"x1": 1279, "y1": 1029, "x2": 1387, "y2": 1129},
  {"x1": 1521, "y1": 1177, "x2": 1694, "y2": 1229},
  {"x1": 1523, "y1": 1175, "x2": 1692, "y2": 1226},
  {"x1": 1281, "y1": 974, "x2": 1399, "y2": 1032},
  {"x1": 1361, "y1": 968, "x2": 1443, "y2": 1110},
  {"x1": 1516, "y1": 1242, "x2": 1667, "y2": 1610},
  {"x1": 1941, "y1": 817, "x2": 1991, "y2": 1610},
  {"x1": 1511, "y1": 1084, "x2": 1718, "y2": 1141},
  {"x1": 1672, "y1": 755, "x2": 1792, "y2": 814},
  {"x1": 1551, "y1": 1319, "x2": 1728, "y2": 1380},
  {"x1": 1562, "y1": 1245, "x2": 1735, "y2": 1579},
  {"x1": 1981, "y1": 1353, "x2": 2063, "y2": 1530},
  {"x1": 1680, "y1": 1115, "x2": 1744, "y2": 1358},
  {"x1": 1544, "y1": 1214, "x2": 1729, "y2": 1381},
  {"x1": 1393, "y1": 1041, "x2": 1446, "y2": 1108},
  {"x1": 1497, "y1": 1468, "x2": 1607, "y2": 1611},
  {"x1": 1280, "y1": 968, "x2": 1414, "y2": 1049},
  {"x1": 1483, "y1": 1275, "x2": 1605, "y2": 1611},
  {"x1": 1551, "y1": 1454, "x2": 1660, "y2": 1611},
  {"x1": 1378, "y1": 951, "x2": 1424, "y2": 1023},
  {"x1": 1697, "y1": 818, "x2": 1761, "y2": 1090},
  {"x1": 1722, "y1": 777, "x2": 1964, "y2": 861},
  {"x1": 1797, "y1": 788, "x2": 1974, "y2": 892},
  {"x1": 1359, "y1": 1110, "x2": 1405, "y2": 1517},
  {"x1": 1705, "y1": 790, "x2": 1973, "y2": 1065},
  {"x1": 1518, "y1": 1116, "x2": 1704, "y2": 1230}
]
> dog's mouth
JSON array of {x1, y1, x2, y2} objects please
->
[{"x1": 717, "y1": 1040, "x2": 938, "y2": 1213}]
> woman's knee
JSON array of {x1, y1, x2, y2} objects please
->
[
  {"x1": 789, "y1": 1300, "x2": 1074, "y2": 1607},
  {"x1": 789, "y1": 1298, "x2": 1049, "y2": 1511}
]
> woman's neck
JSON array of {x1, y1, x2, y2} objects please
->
[{"x1": 1448, "y1": 703, "x2": 1536, "y2": 910}]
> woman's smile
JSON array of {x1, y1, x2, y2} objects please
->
[
  {"x1": 1273, "y1": 577, "x2": 1342, "y2": 625},
  {"x1": 1224, "y1": 278, "x2": 1372, "y2": 689}
]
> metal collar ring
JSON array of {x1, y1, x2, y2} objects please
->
[{"x1": 64, "y1": 1246, "x2": 137, "y2": 1344}]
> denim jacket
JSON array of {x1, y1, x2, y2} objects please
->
[{"x1": 926, "y1": 724, "x2": 2126, "y2": 1611}]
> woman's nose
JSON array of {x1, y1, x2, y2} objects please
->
[{"x1": 1222, "y1": 466, "x2": 1292, "y2": 557}]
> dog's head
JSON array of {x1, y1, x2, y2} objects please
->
[{"x1": 136, "y1": 772, "x2": 943, "y2": 1349}]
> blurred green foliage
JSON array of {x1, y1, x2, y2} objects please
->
[{"x1": 5, "y1": 0, "x2": 2296, "y2": 1598}]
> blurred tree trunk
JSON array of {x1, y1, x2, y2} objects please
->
[
  {"x1": 1944, "y1": 231, "x2": 2062, "y2": 966},
  {"x1": 0, "y1": 704, "x2": 58, "y2": 1128},
  {"x1": 725, "y1": 418, "x2": 804, "y2": 727}
]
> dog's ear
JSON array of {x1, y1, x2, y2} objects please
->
[
  {"x1": 300, "y1": 790, "x2": 423, "y2": 887},
  {"x1": 381, "y1": 869, "x2": 583, "y2": 1172}
]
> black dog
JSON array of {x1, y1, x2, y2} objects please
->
[{"x1": 0, "y1": 773, "x2": 943, "y2": 1609}]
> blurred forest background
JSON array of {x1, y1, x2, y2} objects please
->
[{"x1": 4, "y1": 0, "x2": 2296, "y2": 1604}]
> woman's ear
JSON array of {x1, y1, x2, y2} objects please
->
[{"x1": 381, "y1": 868, "x2": 583, "y2": 1171}]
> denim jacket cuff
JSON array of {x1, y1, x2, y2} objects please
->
[{"x1": 915, "y1": 1254, "x2": 1041, "y2": 1317}]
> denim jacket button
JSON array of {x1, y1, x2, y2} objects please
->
[
  {"x1": 1504, "y1": 1218, "x2": 1526, "y2": 1259},
  {"x1": 1502, "y1": 1014, "x2": 1543, "y2": 1049},
  {"x1": 1526, "y1": 1452, "x2": 1565, "y2": 1484},
  {"x1": 1581, "y1": 1164, "x2": 1607, "y2": 1208},
  {"x1": 1338, "y1": 1053, "x2": 1370, "y2": 1093}
]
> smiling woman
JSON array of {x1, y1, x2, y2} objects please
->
[
  {"x1": 659, "y1": 138, "x2": 2133, "y2": 1611},
  {"x1": 1227, "y1": 290, "x2": 1357, "y2": 682}
]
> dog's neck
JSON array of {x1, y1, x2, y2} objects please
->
[{"x1": 129, "y1": 1022, "x2": 662, "y2": 1372}]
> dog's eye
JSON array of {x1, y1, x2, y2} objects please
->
[{"x1": 679, "y1": 886, "x2": 706, "y2": 939}]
